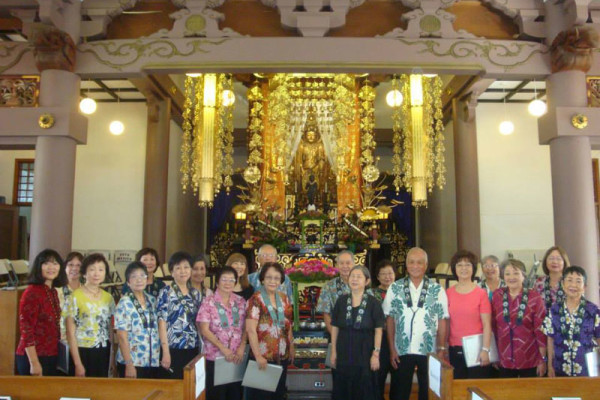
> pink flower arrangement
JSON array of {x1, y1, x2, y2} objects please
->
[{"x1": 286, "y1": 259, "x2": 338, "y2": 283}]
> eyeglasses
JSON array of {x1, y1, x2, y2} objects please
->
[
  {"x1": 130, "y1": 274, "x2": 148, "y2": 281},
  {"x1": 547, "y1": 256, "x2": 563, "y2": 262},
  {"x1": 260, "y1": 253, "x2": 277, "y2": 260},
  {"x1": 219, "y1": 278, "x2": 236, "y2": 284}
]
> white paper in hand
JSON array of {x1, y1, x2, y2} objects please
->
[{"x1": 242, "y1": 360, "x2": 283, "y2": 392}]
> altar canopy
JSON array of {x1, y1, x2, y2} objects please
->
[{"x1": 256, "y1": 74, "x2": 363, "y2": 215}]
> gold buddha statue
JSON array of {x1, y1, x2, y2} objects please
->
[{"x1": 292, "y1": 127, "x2": 333, "y2": 205}]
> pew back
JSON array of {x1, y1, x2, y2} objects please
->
[
  {"x1": 0, "y1": 376, "x2": 184, "y2": 400},
  {"x1": 453, "y1": 377, "x2": 600, "y2": 400}
]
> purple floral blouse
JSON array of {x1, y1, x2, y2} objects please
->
[
  {"x1": 196, "y1": 291, "x2": 247, "y2": 361},
  {"x1": 542, "y1": 299, "x2": 600, "y2": 376}
]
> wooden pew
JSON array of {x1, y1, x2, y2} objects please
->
[
  {"x1": 0, "y1": 288, "x2": 24, "y2": 375},
  {"x1": 0, "y1": 376, "x2": 184, "y2": 400},
  {"x1": 183, "y1": 354, "x2": 206, "y2": 400},
  {"x1": 453, "y1": 377, "x2": 600, "y2": 400},
  {"x1": 428, "y1": 352, "x2": 600, "y2": 400},
  {"x1": 0, "y1": 355, "x2": 206, "y2": 400}
]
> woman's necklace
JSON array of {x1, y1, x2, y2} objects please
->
[
  {"x1": 560, "y1": 297, "x2": 586, "y2": 339},
  {"x1": 84, "y1": 284, "x2": 101, "y2": 299},
  {"x1": 544, "y1": 276, "x2": 565, "y2": 311},
  {"x1": 346, "y1": 292, "x2": 368, "y2": 329},
  {"x1": 502, "y1": 287, "x2": 529, "y2": 326}
]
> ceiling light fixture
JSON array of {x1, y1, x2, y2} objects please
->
[
  {"x1": 109, "y1": 88, "x2": 124, "y2": 135},
  {"x1": 499, "y1": 86, "x2": 514, "y2": 135},
  {"x1": 528, "y1": 80, "x2": 547, "y2": 117}
]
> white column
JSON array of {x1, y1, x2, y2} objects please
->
[
  {"x1": 29, "y1": 70, "x2": 79, "y2": 260},
  {"x1": 546, "y1": 71, "x2": 599, "y2": 304}
]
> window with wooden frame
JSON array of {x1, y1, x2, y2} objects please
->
[{"x1": 13, "y1": 159, "x2": 34, "y2": 206}]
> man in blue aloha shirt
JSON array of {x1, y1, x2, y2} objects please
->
[
  {"x1": 248, "y1": 243, "x2": 294, "y2": 304},
  {"x1": 316, "y1": 250, "x2": 355, "y2": 334}
]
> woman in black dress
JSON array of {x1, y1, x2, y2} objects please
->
[{"x1": 330, "y1": 265, "x2": 385, "y2": 400}]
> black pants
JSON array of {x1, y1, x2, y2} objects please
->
[
  {"x1": 390, "y1": 354, "x2": 428, "y2": 400},
  {"x1": 79, "y1": 346, "x2": 110, "y2": 377},
  {"x1": 205, "y1": 359, "x2": 243, "y2": 400},
  {"x1": 498, "y1": 366, "x2": 537, "y2": 378},
  {"x1": 161, "y1": 347, "x2": 198, "y2": 379},
  {"x1": 246, "y1": 360, "x2": 288, "y2": 400},
  {"x1": 116, "y1": 362, "x2": 159, "y2": 379},
  {"x1": 377, "y1": 332, "x2": 393, "y2": 400},
  {"x1": 15, "y1": 354, "x2": 59, "y2": 376},
  {"x1": 449, "y1": 346, "x2": 491, "y2": 379}
]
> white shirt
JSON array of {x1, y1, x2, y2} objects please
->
[{"x1": 382, "y1": 277, "x2": 449, "y2": 356}]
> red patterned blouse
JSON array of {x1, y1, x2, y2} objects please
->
[
  {"x1": 491, "y1": 288, "x2": 546, "y2": 370},
  {"x1": 16, "y1": 284, "x2": 61, "y2": 357},
  {"x1": 246, "y1": 290, "x2": 293, "y2": 362}
]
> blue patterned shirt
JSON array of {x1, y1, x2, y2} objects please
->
[
  {"x1": 316, "y1": 277, "x2": 350, "y2": 314},
  {"x1": 115, "y1": 293, "x2": 160, "y2": 367},
  {"x1": 157, "y1": 285, "x2": 203, "y2": 349}
]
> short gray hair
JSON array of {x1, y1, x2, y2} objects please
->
[
  {"x1": 258, "y1": 244, "x2": 277, "y2": 256},
  {"x1": 335, "y1": 250, "x2": 355, "y2": 265},
  {"x1": 349, "y1": 265, "x2": 371, "y2": 288},
  {"x1": 482, "y1": 255, "x2": 499, "y2": 264}
]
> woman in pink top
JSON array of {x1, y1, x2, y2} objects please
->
[
  {"x1": 444, "y1": 250, "x2": 492, "y2": 379},
  {"x1": 197, "y1": 266, "x2": 247, "y2": 400}
]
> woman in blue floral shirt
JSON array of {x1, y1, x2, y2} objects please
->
[
  {"x1": 115, "y1": 261, "x2": 160, "y2": 378},
  {"x1": 157, "y1": 251, "x2": 203, "y2": 379},
  {"x1": 543, "y1": 266, "x2": 600, "y2": 377}
]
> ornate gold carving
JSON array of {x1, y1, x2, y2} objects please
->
[
  {"x1": 550, "y1": 26, "x2": 599, "y2": 74},
  {"x1": 571, "y1": 114, "x2": 588, "y2": 129},
  {"x1": 78, "y1": 38, "x2": 230, "y2": 70},
  {"x1": 396, "y1": 38, "x2": 547, "y2": 69},
  {"x1": 185, "y1": 15, "x2": 206, "y2": 34},
  {"x1": 31, "y1": 24, "x2": 76, "y2": 72},
  {"x1": 0, "y1": 75, "x2": 39, "y2": 107},
  {"x1": 420, "y1": 15, "x2": 441, "y2": 34},
  {"x1": 587, "y1": 76, "x2": 600, "y2": 107},
  {"x1": 38, "y1": 113, "x2": 55, "y2": 129}
]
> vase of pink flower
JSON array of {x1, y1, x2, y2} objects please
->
[{"x1": 286, "y1": 258, "x2": 338, "y2": 283}]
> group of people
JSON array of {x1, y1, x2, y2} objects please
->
[
  {"x1": 15, "y1": 244, "x2": 294, "y2": 400},
  {"x1": 14, "y1": 243, "x2": 600, "y2": 400}
]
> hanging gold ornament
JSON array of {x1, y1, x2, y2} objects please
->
[
  {"x1": 180, "y1": 73, "x2": 236, "y2": 207},
  {"x1": 389, "y1": 74, "x2": 445, "y2": 207}
]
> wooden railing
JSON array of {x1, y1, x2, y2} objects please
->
[
  {"x1": 0, "y1": 350, "x2": 206, "y2": 400},
  {"x1": 428, "y1": 352, "x2": 600, "y2": 400}
]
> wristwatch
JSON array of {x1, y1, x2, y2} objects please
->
[
  {"x1": 481, "y1": 347, "x2": 490, "y2": 354},
  {"x1": 373, "y1": 347, "x2": 381, "y2": 352}
]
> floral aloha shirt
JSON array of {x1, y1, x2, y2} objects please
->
[
  {"x1": 382, "y1": 277, "x2": 448, "y2": 356},
  {"x1": 316, "y1": 277, "x2": 350, "y2": 315},
  {"x1": 115, "y1": 293, "x2": 160, "y2": 367},
  {"x1": 157, "y1": 285, "x2": 203, "y2": 349},
  {"x1": 197, "y1": 291, "x2": 247, "y2": 361},
  {"x1": 62, "y1": 288, "x2": 115, "y2": 348},
  {"x1": 542, "y1": 299, "x2": 600, "y2": 376},
  {"x1": 246, "y1": 290, "x2": 293, "y2": 362}
]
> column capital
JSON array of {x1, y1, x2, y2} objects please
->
[
  {"x1": 30, "y1": 23, "x2": 76, "y2": 72},
  {"x1": 462, "y1": 78, "x2": 495, "y2": 122}
]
